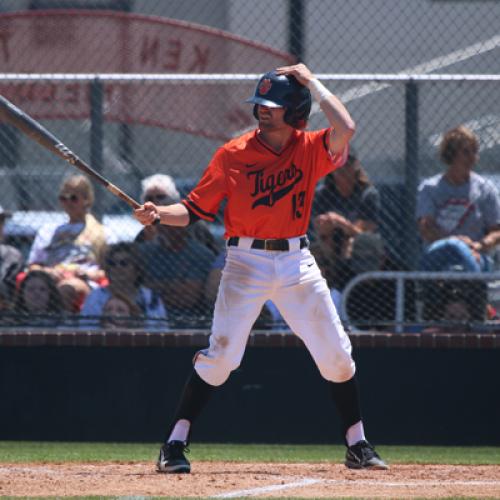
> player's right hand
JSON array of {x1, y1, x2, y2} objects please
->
[
  {"x1": 134, "y1": 201, "x2": 159, "y2": 226},
  {"x1": 275, "y1": 63, "x2": 314, "y2": 87}
]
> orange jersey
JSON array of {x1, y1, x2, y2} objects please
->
[{"x1": 182, "y1": 128, "x2": 348, "y2": 239}]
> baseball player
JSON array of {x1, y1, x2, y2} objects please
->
[{"x1": 135, "y1": 64, "x2": 387, "y2": 472}]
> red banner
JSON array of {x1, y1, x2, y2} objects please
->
[{"x1": 0, "y1": 10, "x2": 295, "y2": 139}]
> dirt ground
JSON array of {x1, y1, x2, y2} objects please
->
[{"x1": 1, "y1": 461, "x2": 500, "y2": 498}]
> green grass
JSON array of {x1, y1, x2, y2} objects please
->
[{"x1": 0, "y1": 441, "x2": 499, "y2": 465}]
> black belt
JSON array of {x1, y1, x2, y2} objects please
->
[{"x1": 227, "y1": 236, "x2": 309, "y2": 251}]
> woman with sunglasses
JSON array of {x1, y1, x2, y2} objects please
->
[
  {"x1": 80, "y1": 242, "x2": 167, "y2": 329},
  {"x1": 26, "y1": 174, "x2": 108, "y2": 312}
]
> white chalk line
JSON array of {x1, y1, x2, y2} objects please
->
[
  {"x1": 0, "y1": 464, "x2": 141, "y2": 476},
  {"x1": 214, "y1": 477, "x2": 324, "y2": 498},
  {"x1": 326, "y1": 479, "x2": 500, "y2": 487},
  {"x1": 215, "y1": 476, "x2": 500, "y2": 498},
  {"x1": 0, "y1": 465, "x2": 64, "y2": 474}
]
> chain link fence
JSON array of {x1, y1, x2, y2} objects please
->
[{"x1": 0, "y1": 0, "x2": 499, "y2": 332}]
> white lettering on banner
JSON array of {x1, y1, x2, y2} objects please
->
[
  {"x1": 139, "y1": 36, "x2": 211, "y2": 72},
  {"x1": 0, "y1": 10, "x2": 293, "y2": 140}
]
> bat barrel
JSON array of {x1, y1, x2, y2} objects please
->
[{"x1": 0, "y1": 93, "x2": 143, "y2": 211}]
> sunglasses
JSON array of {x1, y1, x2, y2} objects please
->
[
  {"x1": 145, "y1": 193, "x2": 170, "y2": 203},
  {"x1": 106, "y1": 258, "x2": 132, "y2": 268},
  {"x1": 59, "y1": 194, "x2": 80, "y2": 203}
]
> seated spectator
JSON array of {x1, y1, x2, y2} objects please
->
[
  {"x1": 0, "y1": 205, "x2": 24, "y2": 309},
  {"x1": 26, "y1": 174, "x2": 108, "y2": 310},
  {"x1": 135, "y1": 174, "x2": 181, "y2": 244},
  {"x1": 139, "y1": 224, "x2": 214, "y2": 321},
  {"x1": 11, "y1": 269, "x2": 64, "y2": 326},
  {"x1": 417, "y1": 125, "x2": 500, "y2": 271},
  {"x1": 341, "y1": 275, "x2": 416, "y2": 330},
  {"x1": 100, "y1": 291, "x2": 144, "y2": 330},
  {"x1": 311, "y1": 152, "x2": 385, "y2": 292},
  {"x1": 417, "y1": 125, "x2": 500, "y2": 321},
  {"x1": 80, "y1": 242, "x2": 167, "y2": 328},
  {"x1": 135, "y1": 173, "x2": 221, "y2": 256},
  {"x1": 421, "y1": 285, "x2": 475, "y2": 333}
]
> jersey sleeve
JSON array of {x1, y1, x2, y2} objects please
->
[
  {"x1": 182, "y1": 148, "x2": 228, "y2": 222},
  {"x1": 311, "y1": 128, "x2": 349, "y2": 180}
]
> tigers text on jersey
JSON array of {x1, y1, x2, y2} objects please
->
[{"x1": 182, "y1": 128, "x2": 348, "y2": 239}]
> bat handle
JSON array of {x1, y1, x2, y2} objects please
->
[{"x1": 152, "y1": 216, "x2": 161, "y2": 226}]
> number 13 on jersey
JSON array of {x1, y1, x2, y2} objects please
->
[{"x1": 292, "y1": 190, "x2": 306, "y2": 219}]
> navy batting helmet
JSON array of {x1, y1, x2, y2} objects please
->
[{"x1": 246, "y1": 71, "x2": 312, "y2": 130}]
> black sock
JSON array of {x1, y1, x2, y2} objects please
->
[
  {"x1": 329, "y1": 376, "x2": 362, "y2": 440},
  {"x1": 167, "y1": 369, "x2": 216, "y2": 442}
]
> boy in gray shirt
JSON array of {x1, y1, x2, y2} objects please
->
[{"x1": 417, "y1": 126, "x2": 500, "y2": 272}]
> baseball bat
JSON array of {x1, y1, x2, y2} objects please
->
[{"x1": 0, "y1": 94, "x2": 144, "y2": 211}]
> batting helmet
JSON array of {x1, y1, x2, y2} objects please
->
[{"x1": 246, "y1": 71, "x2": 312, "y2": 129}]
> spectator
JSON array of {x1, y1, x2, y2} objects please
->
[
  {"x1": 136, "y1": 173, "x2": 221, "y2": 256},
  {"x1": 135, "y1": 174, "x2": 182, "y2": 243},
  {"x1": 417, "y1": 125, "x2": 500, "y2": 321},
  {"x1": 0, "y1": 205, "x2": 24, "y2": 309},
  {"x1": 12, "y1": 269, "x2": 64, "y2": 325},
  {"x1": 421, "y1": 284, "x2": 473, "y2": 333},
  {"x1": 27, "y1": 174, "x2": 108, "y2": 309},
  {"x1": 417, "y1": 125, "x2": 500, "y2": 271},
  {"x1": 100, "y1": 291, "x2": 144, "y2": 329},
  {"x1": 139, "y1": 224, "x2": 214, "y2": 321},
  {"x1": 311, "y1": 152, "x2": 384, "y2": 292},
  {"x1": 80, "y1": 242, "x2": 167, "y2": 328}
]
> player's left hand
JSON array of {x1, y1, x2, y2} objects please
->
[{"x1": 275, "y1": 63, "x2": 314, "y2": 87}]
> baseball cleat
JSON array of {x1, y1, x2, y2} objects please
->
[
  {"x1": 345, "y1": 440, "x2": 388, "y2": 470},
  {"x1": 156, "y1": 440, "x2": 191, "y2": 473}
]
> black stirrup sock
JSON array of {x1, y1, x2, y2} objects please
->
[
  {"x1": 168, "y1": 369, "x2": 216, "y2": 440},
  {"x1": 328, "y1": 376, "x2": 362, "y2": 439}
]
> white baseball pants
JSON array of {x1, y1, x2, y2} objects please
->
[{"x1": 194, "y1": 236, "x2": 356, "y2": 386}]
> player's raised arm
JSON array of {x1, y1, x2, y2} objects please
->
[{"x1": 276, "y1": 64, "x2": 356, "y2": 155}]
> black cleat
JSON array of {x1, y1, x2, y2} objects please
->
[
  {"x1": 156, "y1": 440, "x2": 191, "y2": 473},
  {"x1": 345, "y1": 440, "x2": 388, "y2": 470}
]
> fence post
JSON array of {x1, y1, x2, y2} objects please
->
[
  {"x1": 288, "y1": 0, "x2": 304, "y2": 61},
  {"x1": 90, "y1": 77, "x2": 104, "y2": 215},
  {"x1": 404, "y1": 80, "x2": 420, "y2": 270}
]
